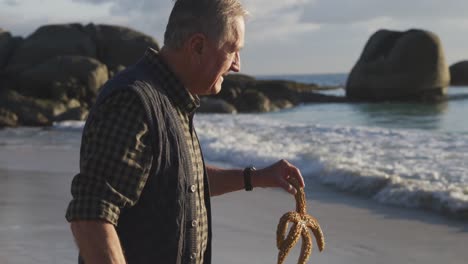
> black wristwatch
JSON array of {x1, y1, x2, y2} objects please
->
[{"x1": 243, "y1": 166, "x2": 256, "y2": 191}]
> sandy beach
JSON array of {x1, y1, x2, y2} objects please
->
[{"x1": 0, "y1": 146, "x2": 467, "y2": 264}]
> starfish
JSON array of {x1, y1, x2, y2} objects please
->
[{"x1": 276, "y1": 178, "x2": 325, "y2": 264}]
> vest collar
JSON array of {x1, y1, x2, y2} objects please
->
[{"x1": 143, "y1": 48, "x2": 200, "y2": 115}]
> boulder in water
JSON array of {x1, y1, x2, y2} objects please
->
[
  {"x1": 346, "y1": 29, "x2": 450, "y2": 101},
  {"x1": 449, "y1": 61, "x2": 468, "y2": 86},
  {"x1": 236, "y1": 89, "x2": 272, "y2": 112}
]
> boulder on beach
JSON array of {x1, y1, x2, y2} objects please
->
[
  {"x1": 449, "y1": 61, "x2": 468, "y2": 86},
  {"x1": 54, "y1": 107, "x2": 89, "y2": 122},
  {"x1": 0, "y1": 89, "x2": 91, "y2": 126},
  {"x1": 18, "y1": 55, "x2": 108, "y2": 102},
  {"x1": 0, "y1": 89, "x2": 62, "y2": 126},
  {"x1": 6, "y1": 24, "x2": 97, "y2": 74},
  {"x1": 0, "y1": 23, "x2": 162, "y2": 127},
  {"x1": 198, "y1": 97, "x2": 237, "y2": 114},
  {"x1": 0, "y1": 107, "x2": 18, "y2": 127},
  {"x1": 346, "y1": 29, "x2": 450, "y2": 101},
  {"x1": 0, "y1": 23, "x2": 349, "y2": 126},
  {"x1": 0, "y1": 29, "x2": 22, "y2": 70},
  {"x1": 85, "y1": 24, "x2": 160, "y2": 72}
]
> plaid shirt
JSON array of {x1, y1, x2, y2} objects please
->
[{"x1": 66, "y1": 48, "x2": 208, "y2": 263}]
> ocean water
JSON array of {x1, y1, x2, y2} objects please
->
[{"x1": 2, "y1": 73, "x2": 468, "y2": 219}]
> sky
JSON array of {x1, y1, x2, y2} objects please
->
[{"x1": 1, "y1": 0, "x2": 467, "y2": 75}]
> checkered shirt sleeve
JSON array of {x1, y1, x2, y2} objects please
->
[{"x1": 65, "y1": 90, "x2": 153, "y2": 226}]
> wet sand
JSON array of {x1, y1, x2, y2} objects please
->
[{"x1": 0, "y1": 147, "x2": 467, "y2": 264}]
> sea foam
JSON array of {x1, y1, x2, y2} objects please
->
[
  {"x1": 195, "y1": 114, "x2": 468, "y2": 218},
  {"x1": 51, "y1": 114, "x2": 468, "y2": 218}
]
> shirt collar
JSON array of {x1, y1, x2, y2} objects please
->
[{"x1": 143, "y1": 48, "x2": 200, "y2": 115}]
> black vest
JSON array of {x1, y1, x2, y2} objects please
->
[{"x1": 80, "y1": 57, "x2": 212, "y2": 264}]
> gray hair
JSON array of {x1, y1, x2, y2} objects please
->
[{"x1": 164, "y1": 0, "x2": 248, "y2": 49}]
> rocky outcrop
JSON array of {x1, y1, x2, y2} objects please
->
[
  {"x1": 236, "y1": 89, "x2": 273, "y2": 112},
  {"x1": 449, "y1": 61, "x2": 468, "y2": 86},
  {"x1": 54, "y1": 107, "x2": 89, "y2": 122},
  {"x1": 346, "y1": 29, "x2": 450, "y2": 101},
  {"x1": 0, "y1": 23, "x2": 347, "y2": 126},
  {"x1": 205, "y1": 74, "x2": 346, "y2": 113},
  {"x1": 0, "y1": 90, "x2": 58, "y2": 126},
  {"x1": 0, "y1": 29, "x2": 22, "y2": 70},
  {"x1": 18, "y1": 55, "x2": 108, "y2": 102},
  {"x1": 0, "y1": 107, "x2": 18, "y2": 127},
  {"x1": 0, "y1": 23, "x2": 160, "y2": 127},
  {"x1": 85, "y1": 24, "x2": 160, "y2": 72},
  {"x1": 5, "y1": 24, "x2": 97, "y2": 74},
  {"x1": 198, "y1": 97, "x2": 237, "y2": 113}
]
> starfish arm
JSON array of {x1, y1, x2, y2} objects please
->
[
  {"x1": 305, "y1": 215, "x2": 325, "y2": 252},
  {"x1": 303, "y1": 214, "x2": 319, "y2": 228},
  {"x1": 298, "y1": 228, "x2": 313, "y2": 264},
  {"x1": 277, "y1": 212, "x2": 301, "y2": 249},
  {"x1": 289, "y1": 178, "x2": 307, "y2": 214},
  {"x1": 277, "y1": 223, "x2": 302, "y2": 264},
  {"x1": 296, "y1": 190, "x2": 307, "y2": 215}
]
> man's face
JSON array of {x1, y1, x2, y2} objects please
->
[{"x1": 194, "y1": 16, "x2": 245, "y2": 95}]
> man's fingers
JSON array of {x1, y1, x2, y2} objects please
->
[
  {"x1": 285, "y1": 163, "x2": 305, "y2": 188},
  {"x1": 279, "y1": 179, "x2": 297, "y2": 195}
]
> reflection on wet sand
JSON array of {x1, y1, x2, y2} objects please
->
[{"x1": 0, "y1": 169, "x2": 77, "y2": 264}]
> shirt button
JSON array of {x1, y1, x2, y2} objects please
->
[
  {"x1": 190, "y1": 252, "x2": 197, "y2": 260},
  {"x1": 190, "y1": 184, "x2": 197, "y2": 193},
  {"x1": 191, "y1": 219, "x2": 198, "y2": 227}
]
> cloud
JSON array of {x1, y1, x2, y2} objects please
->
[
  {"x1": 3, "y1": 0, "x2": 19, "y2": 6},
  {"x1": 300, "y1": 0, "x2": 468, "y2": 24},
  {"x1": 71, "y1": 0, "x2": 177, "y2": 41},
  {"x1": 72, "y1": 0, "x2": 172, "y2": 15},
  {"x1": 5, "y1": 0, "x2": 464, "y2": 74}
]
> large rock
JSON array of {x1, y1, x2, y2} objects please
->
[
  {"x1": 0, "y1": 29, "x2": 22, "y2": 70},
  {"x1": 255, "y1": 80, "x2": 319, "y2": 104},
  {"x1": 449, "y1": 61, "x2": 468, "y2": 86},
  {"x1": 85, "y1": 24, "x2": 160, "y2": 71},
  {"x1": 0, "y1": 89, "x2": 90, "y2": 126},
  {"x1": 18, "y1": 55, "x2": 108, "y2": 102},
  {"x1": 198, "y1": 97, "x2": 237, "y2": 113},
  {"x1": 236, "y1": 89, "x2": 272, "y2": 112},
  {"x1": 0, "y1": 107, "x2": 18, "y2": 127},
  {"x1": 346, "y1": 29, "x2": 450, "y2": 101},
  {"x1": 6, "y1": 24, "x2": 97, "y2": 74},
  {"x1": 0, "y1": 89, "x2": 66, "y2": 126},
  {"x1": 54, "y1": 107, "x2": 89, "y2": 122}
]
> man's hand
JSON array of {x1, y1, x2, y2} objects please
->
[
  {"x1": 207, "y1": 159, "x2": 305, "y2": 196},
  {"x1": 252, "y1": 159, "x2": 305, "y2": 195}
]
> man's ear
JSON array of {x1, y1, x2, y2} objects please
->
[{"x1": 188, "y1": 33, "x2": 206, "y2": 55}]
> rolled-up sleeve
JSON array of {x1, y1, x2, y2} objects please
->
[{"x1": 66, "y1": 90, "x2": 153, "y2": 226}]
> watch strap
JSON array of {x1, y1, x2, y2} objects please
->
[{"x1": 243, "y1": 166, "x2": 255, "y2": 191}]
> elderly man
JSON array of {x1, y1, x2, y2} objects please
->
[{"x1": 65, "y1": 0, "x2": 305, "y2": 263}]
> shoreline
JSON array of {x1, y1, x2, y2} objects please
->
[{"x1": 0, "y1": 147, "x2": 467, "y2": 263}]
